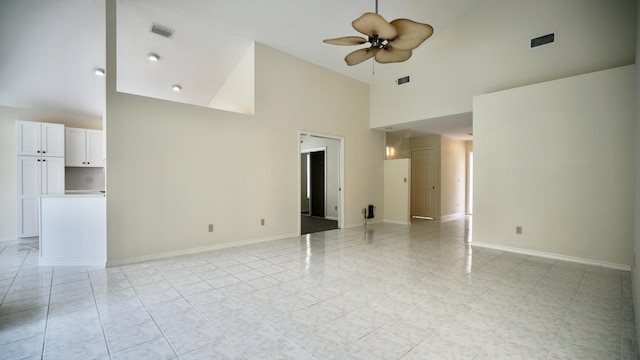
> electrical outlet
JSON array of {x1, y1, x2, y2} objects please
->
[
  {"x1": 260, "y1": 218, "x2": 265, "y2": 226},
  {"x1": 516, "y1": 226, "x2": 522, "y2": 235},
  {"x1": 208, "y1": 224, "x2": 214, "y2": 232}
]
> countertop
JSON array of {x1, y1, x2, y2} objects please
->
[{"x1": 40, "y1": 190, "x2": 105, "y2": 198}]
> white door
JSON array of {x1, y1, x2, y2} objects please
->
[
  {"x1": 16, "y1": 121, "x2": 42, "y2": 156},
  {"x1": 42, "y1": 123, "x2": 65, "y2": 157},
  {"x1": 65, "y1": 127, "x2": 86, "y2": 166},
  {"x1": 17, "y1": 156, "x2": 42, "y2": 237},
  {"x1": 411, "y1": 148, "x2": 436, "y2": 218},
  {"x1": 86, "y1": 130, "x2": 104, "y2": 167},
  {"x1": 42, "y1": 157, "x2": 65, "y2": 195}
]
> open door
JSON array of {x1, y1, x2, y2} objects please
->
[{"x1": 309, "y1": 151, "x2": 325, "y2": 217}]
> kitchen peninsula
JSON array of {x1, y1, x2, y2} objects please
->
[{"x1": 39, "y1": 192, "x2": 106, "y2": 267}]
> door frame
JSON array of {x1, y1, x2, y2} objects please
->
[
  {"x1": 298, "y1": 131, "x2": 344, "y2": 233},
  {"x1": 410, "y1": 146, "x2": 437, "y2": 219},
  {"x1": 301, "y1": 146, "x2": 327, "y2": 218}
]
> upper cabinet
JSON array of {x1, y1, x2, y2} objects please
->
[
  {"x1": 65, "y1": 127, "x2": 104, "y2": 167},
  {"x1": 17, "y1": 121, "x2": 65, "y2": 157}
]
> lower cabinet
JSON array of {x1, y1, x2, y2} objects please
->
[
  {"x1": 17, "y1": 156, "x2": 65, "y2": 237},
  {"x1": 39, "y1": 195, "x2": 106, "y2": 267}
]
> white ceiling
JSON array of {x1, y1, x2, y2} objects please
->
[{"x1": 0, "y1": 0, "x2": 481, "y2": 137}]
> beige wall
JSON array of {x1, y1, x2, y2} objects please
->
[
  {"x1": 384, "y1": 159, "x2": 410, "y2": 225},
  {"x1": 105, "y1": 2, "x2": 382, "y2": 264},
  {"x1": 632, "y1": 1, "x2": 640, "y2": 347},
  {"x1": 440, "y1": 136, "x2": 466, "y2": 219},
  {"x1": 370, "y1": 0, "x2": 636, "y2": 129},
  {"x1": 0, "y1": 106, "x2": 101, "y2": 240},
  {"x1": 473, "y1": 65, "x2": 635, "y2": 267}
]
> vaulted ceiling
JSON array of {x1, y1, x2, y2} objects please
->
[{"x1": 0, "y1": 0, "x2": 484, "y2": 123}]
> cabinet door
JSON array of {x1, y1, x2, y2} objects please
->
[
  {"x1": 18, "y1": 156, "x2": 42, "y2": 197},
  {"x1": 42, "y1": 123, "x2": 65, "y2": 157},
  {"x1": 86, "y1": 130, "x2": 104, "y2": 167},
  {"x1": 16, "y1": 121, "x2": 42, "y2": 156},
  {"x1": 42, "y1": 157, "x2": 65, "y2": 194},
  {"x1": 65, "y1": 127, "x2": 87, "y2": 166},
  {"x1": 17, "y1": 156, "x2": 42, "y2": 238},
  {"x1": 20, "y1": 198, "x2": 39, "y2": 238}
]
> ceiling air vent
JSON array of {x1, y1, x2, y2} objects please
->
[
  {"x1": 530, "y1": 32, "x2": 555, "y2": 49},
  {"x1": 396, "y1": 75, "x2": 410, "y2": 86},
  {"x1": 150, "y1": 23, "x2": 174, "y2": 39}
]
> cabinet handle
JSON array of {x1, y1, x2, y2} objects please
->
[
  {"x1": 42, "y1": 151, "x2": 46, "y2": 154},
  {"x1": 42, "y1": 159, "x2": 46, "y2": 162},
  {"x1": 37, "y1": 159, "x2": 41, "y2": 162},
  {"x1": 83, "y1": 162, "x2": 86, "y2": 164},
  {"x1": 37, "y1": 150, "x2": 41, "y2": 153}
]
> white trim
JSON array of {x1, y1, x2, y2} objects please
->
[
  {"x1": 106, "y1": 232, "x2": 299, "y2": 267},
  {"x1": 384, "y1": 219, "x2": 411, "y2": 226},
  {"x1": 298, "y1": 130, "x2": 345, "y2": 233},
  {"x1": 471, "y1": 241, "x2": 631, "y2": 271},
  {"x1": 39, "y1": 256, "x2": 106, "y2": 267}
]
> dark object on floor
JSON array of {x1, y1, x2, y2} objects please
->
[{"x1": 301, "y1": 215, "x2": 338, "y2": 235}]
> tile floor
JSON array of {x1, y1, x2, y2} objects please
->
[{"x1": 0, "y1": 217, "x2": 637, "y2": 359}]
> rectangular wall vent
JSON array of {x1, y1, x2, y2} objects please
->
[
  {"x1": 150, "y1": 23, "x2": 174, "y2": 39},
  {"x1": 530, "y1": 32, "x2": 555, "y2": 48},
  {"x1": 396, "y1": 75, "x2": 410, "y2": 86}
]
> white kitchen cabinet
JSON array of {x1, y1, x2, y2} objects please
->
[
  {"x1": 17, "y1": 156, "x2": 65, "y2": 237},
  {"x1": 65, "y1": 127, "x2": 104, "y2": 167},
  {"x1": 17, "y1": 121, "x2": 65, "y2": 157},
  {"x1": 16, "y1": 120, "x2": 65, "y2": 238},
  {"x1": 40, "y1": 195, "x2": 106, "y2": 267}
]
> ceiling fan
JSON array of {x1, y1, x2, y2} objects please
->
[{"x1": 323, "y1": 0, "x2": 434, "y2": 66}]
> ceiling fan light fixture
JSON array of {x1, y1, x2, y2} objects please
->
[
  {"x1": 147, "y1": 52, "x2": 160, "y2": 62},
  {"x1": 323, "y1": 0, "x2": 433, "y2": 66},
  {"x1": 171, "y1": 84, "x2": 182, "y2": 92},
  {"x1": 93, "y1": 68, "x2": 105, "y2": 76}
]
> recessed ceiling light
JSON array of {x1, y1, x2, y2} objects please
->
[
  {"x1": 147, "y1": 52, "x2": 160, "y2": 62},
  {"x1": 171, "y1": 84, "x2": 182, "y2": 92},
  {"x1": 93, "y1": 68, "x2": 105, "y2": 76}
]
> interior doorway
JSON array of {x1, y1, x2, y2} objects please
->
[
  {"x1": 299, "y1": 133, "x2": 343, "y2": 234},
  {"x1": 411, "y1": 147, "x2": 436, "y2": 219}
]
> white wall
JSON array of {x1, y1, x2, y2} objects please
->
[
  {"x1": 632, "y1": 0, "x2": 640, "y2": 348},
  {"x1": 473, "y1": 65, "x2": 635, "y2": 267},
  {"x1": 440, "y1": 136, "x2": 466, "y2": 219},
  {"x1": 208, "y1": 43, "x2": 255, "y2": 115},
  {"x1": 384, "y1": 159, "x2": 410, "y2": 225},
  {"x1": 0, "y1": 106, "x2": 101, "y2": 241},
  {"x1": 370, "y1": 0, "x2": 636, "y2": 129},
  {"x1": 105, "y1": 1, "x2": 382, "y2": 264}
]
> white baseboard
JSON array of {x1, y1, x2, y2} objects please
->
[
  {"x1": 471, "y1": 241, "x2": 631, "y2": 271},
  {"x1": 106, "y1": 232, "x2": 300, "y2": 267},
  {"x1": 384, "y1": 219, "x2": 411, "y2": 226},
  {"x1": 39, "y1": 257, "x2": 106, "y2": 268}
]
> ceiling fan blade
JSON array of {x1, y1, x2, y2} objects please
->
[
  {"x1": 352, "y1": 12, "x2": 397, "y2": 39},
  {"x1": 345, "y1": 47, "x2": 378, "y2": 66},
  {"x1": 389, "y1": 19, "x2": 434, "y2": 50},
  {"x1": 375, "y1": 47, "x2": 412, "y2": 64},
  {"x1": 323, "y1": 36, "x2": 368, "y2": 46}
]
